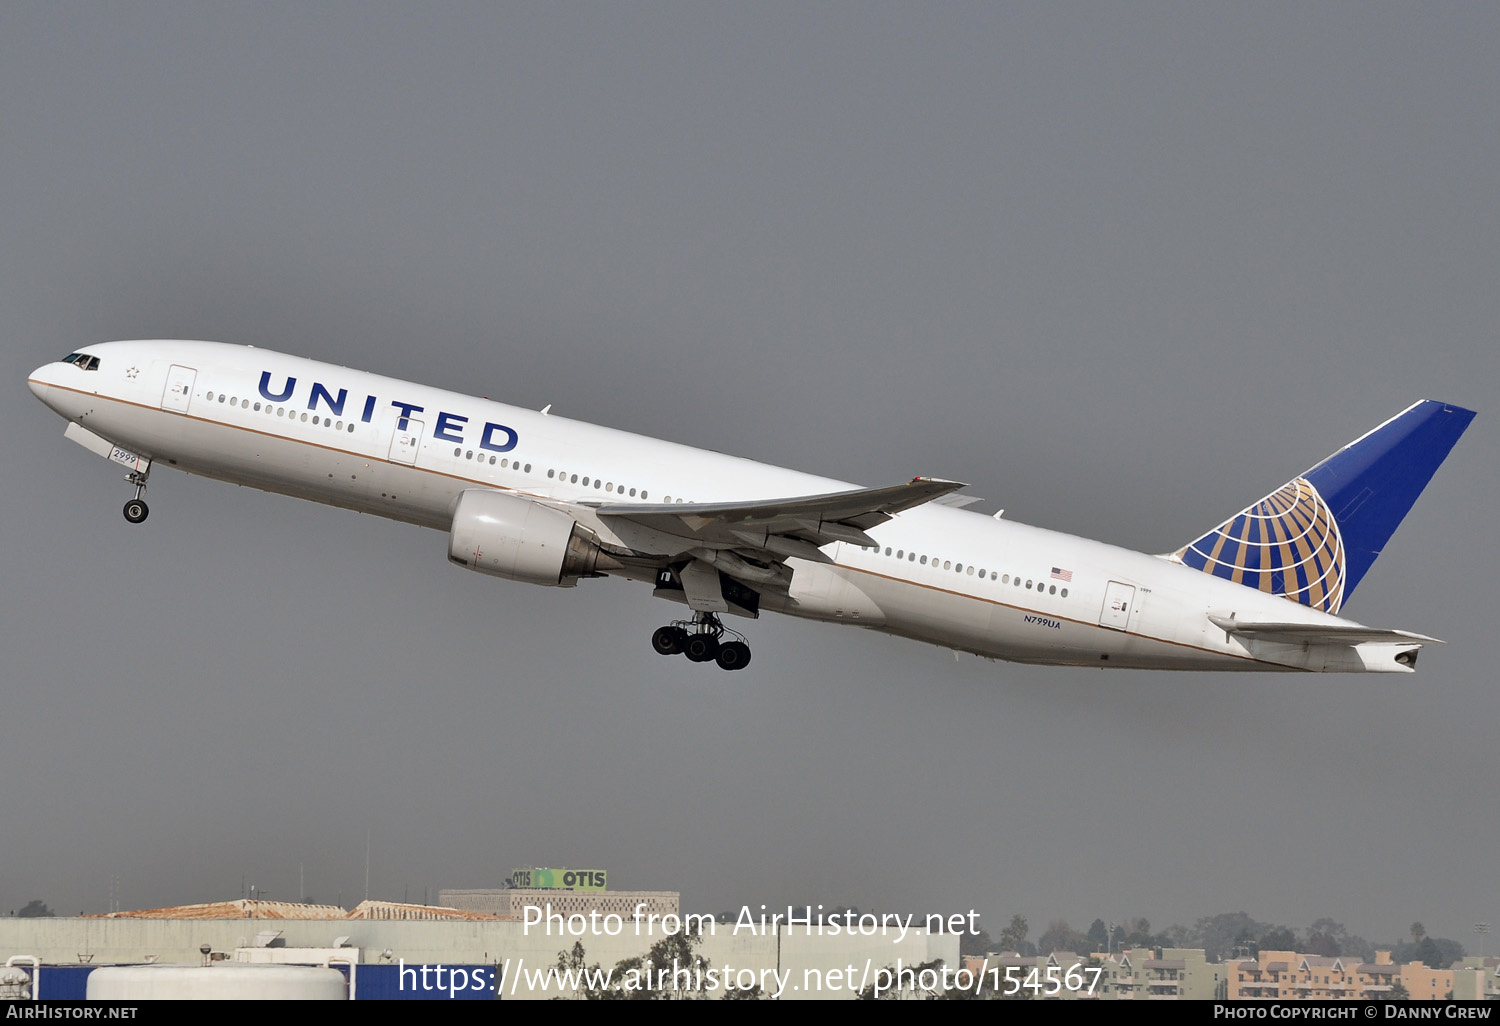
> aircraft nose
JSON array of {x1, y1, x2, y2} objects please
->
[
  {"x1": 28, "y1": 360, "x2": 72, "y2": 410},
  {"x1": 28, "y1": 365, "x2": 54, "y2": 402}
]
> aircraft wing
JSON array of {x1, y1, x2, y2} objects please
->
[
  {"x1": 1207, "y1": 616, "x2": 1441, "y2": 646},
  {"x1": 594, "y1": 476, "x2": 967, "y2": 570}
]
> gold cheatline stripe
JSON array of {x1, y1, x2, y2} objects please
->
[{"x1": 44, "y1": 381, "x2": 1300, "y2": 670}]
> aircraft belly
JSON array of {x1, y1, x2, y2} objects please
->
[
  {"x1": 852, "y1": 572, "x2": 995, "y2": 652},
  {"x1": 843, "y1": 567, "x2": 1285, "y2": 669},
  {"x1": 781, "y1": 563, "x2": 887, "y2": 627},
  {"x1": 84, "y1": 397, "x2": 461, "y2": 528}
]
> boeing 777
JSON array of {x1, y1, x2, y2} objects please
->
[{"x1": 29, "y1": 340, "x2": 1474, "y2": 673}]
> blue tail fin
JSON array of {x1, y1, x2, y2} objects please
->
[{"x1": 1172, "y1": 400, "x2": 1475, "y2": 613}]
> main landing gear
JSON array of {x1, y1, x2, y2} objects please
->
[
  {"x1": 122, "y1": 468, "x2": 150, "y2": 524},
  {"x1": 651, "y1": 612, "x2": 752, "y2": 671}
]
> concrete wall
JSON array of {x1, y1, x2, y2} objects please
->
[{"x1": 1, "y1": 917, "x2": 958, "y2": 1000}]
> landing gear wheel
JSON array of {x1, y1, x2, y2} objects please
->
[
  {"x1": 652, "y1": 626, "x2": 687, "y2": 656},
  {"x1": 715, "y1": 641, "x2": 751, "y2": 671},
  {"x1": 683, "y1": 635, "x2": 721, "y2": 663},
  {"x1": 653, "y1": 612, "x2": 750, "y2": 669},
  {"x1": 123, "y1": 467, "x2": 152, "y2": 524}
]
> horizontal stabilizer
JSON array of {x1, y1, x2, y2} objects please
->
[{"x1": 1207, "y1": 615, "x2": 1440, "y2": 647}]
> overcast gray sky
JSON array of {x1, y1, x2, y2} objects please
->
[{"x1": 3, "y1": 3, "x2": 1495, "y2": 946}]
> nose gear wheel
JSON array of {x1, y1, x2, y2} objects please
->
[{"x1": 122, "y1": 468, "x2": 151, "y2": 524}]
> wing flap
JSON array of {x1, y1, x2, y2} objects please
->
[
  {"x1": 595, "y1": 476, "x2": 966, "y2": 593},
  {"x1": 596, "y1": 476, "x2": 966, "y2": 550}
]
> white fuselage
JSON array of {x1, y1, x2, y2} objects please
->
[{"x1": 29, "y1": 340, "x2": 1409, "y2": 672}]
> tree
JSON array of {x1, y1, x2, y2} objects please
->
[
  {"x1": 1305, "y1": 930, "x2": 1341, "y2": 957},
  {"x1": 558, "y1": 935, "x2": 766, "y2": 1001},
  {"x1": 600, "y1": 931, "x2": 715, "y2": 1001},
  {"x1": 1192, "y1": 912, "x2": 1268, "y2": 961},
  {"x1": 551, "y1": 941, "x2": 605, "y2": 1001},
  {"x1": 959, "y1": 929, "x2": 994, "y2": 958},
  {"x1": 1259, "y1": 927, "x2": 1298, "y2": 952},
  {"x1": 1392, "y1": 933, "x2": 1465, "y2": 968},
  {"x1": 1416, "y1": 936, "x2": 1461, "y2": 969},
  {"x1": 1433, "y1": 938, "x2": 1465, "y2": 966},
  {"x1": 1310, "y1": 918, "x2": 1346, "y2": 940},
  {"x1": 1038, "y1": 920, "x2": 1089, "y2": 955},
  {"x1": 1410, "y1": 922, "x2": 1426, "y2": 944},
  {"x1": 1306, "y1": 919, "x2": 1347, "y2": 957},
  {"x1": 16, "y1": 900, "x2": 54, "y2": 918},
  {"x1": 999, "y1": 914, "x2": 1029, "y2": 954},
  {"x1": 1338, "y1": 934, "x2": 1376, "y2": 964},
  {"x1": 1087, "y1": 919, "x2": 1110, "y2": 953},
  {"x1": 1120, "y1": 917, "x2": 1158, "y2": 949}
]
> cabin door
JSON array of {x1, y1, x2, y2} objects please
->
[
  {"x1": 1098, "y1": 581, "x2": 1136, "y2": 630},
  {"x1": 389, "y1": 418, "x2": 425, "y2": 466},
  {"x1": 161, "y1": 365, "x2": 196, "y2": 413}
]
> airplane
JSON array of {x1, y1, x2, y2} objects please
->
[{"x1": 29, "y1": 340, "x2": 1474, "y2": 673}]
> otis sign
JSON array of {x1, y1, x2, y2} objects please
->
[{"x1": 512, "y1": 868, "x2": 608, "y2": 891}]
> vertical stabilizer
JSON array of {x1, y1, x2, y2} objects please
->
[{"x1": 1171, "y1": 400, "x2": 1474, "y2": 612}]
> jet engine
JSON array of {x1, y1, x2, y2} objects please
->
[{"x1": 448, "y1": 489, "x2": 617, "y2": 587}]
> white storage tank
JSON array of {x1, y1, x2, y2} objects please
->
[{"x1": 86, "y1": 963, "x2": 346, "y2": 1000}]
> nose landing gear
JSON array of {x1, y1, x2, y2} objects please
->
[
  {"x1": 122, "y1": 469, "x2": 150, "y2": 523},
  {"x1": 651, "y1": 612, "x2": 752, "y2": 671}
]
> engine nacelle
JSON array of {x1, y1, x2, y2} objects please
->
[{"x1": 448, "y1": 489, "x2": 614, "y2": 587}]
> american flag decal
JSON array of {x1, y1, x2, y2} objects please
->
[{"x1": 1050, "y1": 567, "x2": 1073, "y2": 582}]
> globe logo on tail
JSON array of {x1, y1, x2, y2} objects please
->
[{"x1": 1175, "y1": 477, "x2": 1346, "y2": 614}]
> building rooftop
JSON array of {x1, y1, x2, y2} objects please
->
[{"x1": 86, "y1": 899, "x2": 348, "y2": 921}]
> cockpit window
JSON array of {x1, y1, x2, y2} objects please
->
[{"x1": 62, "y1": 353, "x2": 100, "y2": 371}]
